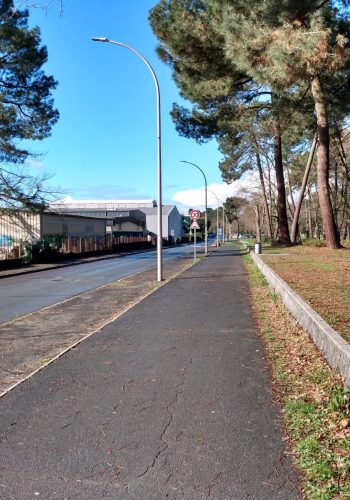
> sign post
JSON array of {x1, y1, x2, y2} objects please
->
[
  {"x1": 189, "y1": 210, "x2": 201, "y2": 260},
  {"x1": 194, "y1": 223, "x2": 197, "y2": 260}
]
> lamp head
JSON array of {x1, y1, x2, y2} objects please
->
[{"x1": 91, "y1": 37, "x2": 109, "y2": 42}]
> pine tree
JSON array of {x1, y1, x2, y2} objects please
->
[
  {"x1": 0, "y1": 0, "x2": 58, "y2": 208},
  {"x1": 150, "y1": 0, "x2": 294, "y2": 244},
  {"x1": 151, "y1": 0, "x2": 350, "y2": 248},
  {"x1": 207, "y1": 0, "x2": 350, "y2": 248}
]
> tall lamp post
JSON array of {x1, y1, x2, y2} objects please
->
[
  {"x1": 92, "y1": 36, "x2": 163, "y2": 281},
  {"x1": 223, "y1": 210, "x2": 226, "y2": 243},
  {"x1": 207, "y1": 189, "x2": 226, "y2": 246},
  {"x1": 222, "y1": 206, "x2": 226, "y2": 243},
  {"x1": 207, "y1": 189, "x2": 220, "y2": 247},
  {"x1": 181, "y1": 161, "x2": 208, "y2": 254}
]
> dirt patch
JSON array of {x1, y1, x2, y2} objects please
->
[
  {"x1": 0, "y1": 255, "x2": 197, "y2": 396},
  {"x1": 260, "y1": 246, "x2": 350, "y2": 343}
]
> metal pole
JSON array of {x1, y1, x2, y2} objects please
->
[
  {"x1": 222, "y1": 207, "x2": 225, "y2": 243},
  {"x1": 92, "y1": 36, "x2": 163, "y2": 281},
  {"x1": 207, "y1": 188, "x2": 221, "y2": 248},
  {"x1": 205, "y1": 186, "x2": 208, "y2": 251},
  {"x1": 181, "y1": 161, "x2": 208, "y2": 254},
  {"x1": 217, "y1": 205, "x2": 219, "y2": 247},
  {"x1": 194, "y1": 228, "x2": 197, "y2": 260}
]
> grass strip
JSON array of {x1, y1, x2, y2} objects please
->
[{"x1": 244, "y1": 253, "x2": 350, "y2": 499}]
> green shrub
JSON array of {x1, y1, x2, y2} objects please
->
[{"x1": 302, "y1": 238, "x2": 327, "y2": 247}]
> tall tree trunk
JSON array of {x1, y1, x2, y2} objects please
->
[
  {"x1": 286, "y1": 167, "x2": 295, "y2": 216},
  {"x1": 339, "y1": 180, "x2": 348, "y2": 240},
  {"x1": 305, "y1": 199, "x2": 310, "y2": 238},
  {"x1": 335, "y1": 122, "x2": 350, "y2": 184},
  {"x1": 256, "y1": 152, "x2": 273, "y2": 239},
  {"x1": 267, "y1": 161, "x2": 274, "y2": 234},
  {"x1": 307, "y1": 187, "x2": 313, "y2": 237},
  {"x1": 273, "y1": 124, "x2": 291, "y2": 244},
  {"x1": 310, "y1": 75, "x2": 341, "y2": 249},
  {"x1": 335, "y1": 124, "x2": 350, "y2": 242},
  {"x1": 313, "y1": 192, "x2": 320, "y2": 239},
  {"x1": 254, "y1": 205, "x2": 262, "y2": 244},
  {"x1": 287, "y1": 199, "x2": 294, "y2": 221},
  {"x1": 290, "y1": 133, "x2": 317, "y2": 243},
  {"x1": 333, "y1": 158, "x2": 339, "y2": 224}
]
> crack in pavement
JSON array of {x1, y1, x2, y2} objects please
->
[
  {"x1": 136, "y1": 357, "x2": 193, "y2": 480},
  {"x1": 207, "y1": 472, "x2": 225, "y2": 497}
]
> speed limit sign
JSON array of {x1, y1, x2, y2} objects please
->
[{"x1": 190, "y1": 209, "x2": 201, "y2": 220}]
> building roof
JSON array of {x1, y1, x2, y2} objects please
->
[
  {"x1": 139, "y1": 205, "x2": 178, "y2": 216},
  {"x1": 50, "y1": 199, "x2": 157, "y2": 210},
  {"x1": 0, "y1": 208, "x2": 109, "y2": 221}
]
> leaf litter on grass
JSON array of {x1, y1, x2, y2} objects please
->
[
  {"x1": 244, "y1": 254, "x2": 350, "y2": 499},
  {"x1": 261, "y1": 246, "x2": 350, "y2": 343}
]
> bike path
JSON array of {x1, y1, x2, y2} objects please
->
[{"x1": 0, "y1": 245, "x2": 301, "y2": 499}]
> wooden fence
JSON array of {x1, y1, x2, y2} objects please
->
[
  {"x1": 0, "y1": 234, "x2": 155, "y2": 262},
  {"x1": 62, "y1": 235, "x2": 156, "y2": 253}
]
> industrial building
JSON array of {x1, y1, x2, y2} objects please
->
[
  {"x1": 0, "y1": 210, "x2": 109, "y2": 260},
  {"x1": 50, "y1": 199, "x2": 184, "y2": 241},
  {"x1": 0, "y1": 197, "x2": 184, "y2": 262},
  {"x1": 0, "y1": 210, "x2": 107, "y2": 240},
  {"x1": 51, "y1": 206, "x2": 147, "y2": 236}
]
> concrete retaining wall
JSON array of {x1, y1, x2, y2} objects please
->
[{"x1": 250, "y1": 251, "x2": 350, "y2": 387}]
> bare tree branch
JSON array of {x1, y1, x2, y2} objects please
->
[{"x1": 13, "y1": 0, "x2": 64, "y2": 17}]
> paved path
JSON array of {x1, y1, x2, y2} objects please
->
[{"x1": 0, "y1": 246, "x2": 300, "y2": 499}]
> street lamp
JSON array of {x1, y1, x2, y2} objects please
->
[
  {"x1": 221, "y1": 206, "x2": 226, "y2": 243},
  {"x1": 92, "y1": 36, "x2": 163, "y2": 281},
  {"x1": 206, "y1": 189, "x2": 225, "y2": 246},
  {"x1": 222, "y1": 209, "x2": 226, "y2": 243},
  {"x1": 206, "y1": 189, "x2": 220, "y2": 248},
  {"x1": 180, "y1": 161, "x2": 208, "y2": 254}
]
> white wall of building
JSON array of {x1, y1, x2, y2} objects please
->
[
  {"x1": 167, "y1": 207, "x2": 183, "y2": 239},
  {"x1": 141, "y1": 206, "x2": 183, "y2": 240}
]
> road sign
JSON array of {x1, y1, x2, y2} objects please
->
[
  {"x1": 190, "y1": 220, "x2": 200, "y2": 230},
  {"x1": 190, "y1": 209, "x2": 201, "y2": 220}
]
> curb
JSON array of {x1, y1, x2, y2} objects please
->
[{"x1": 250, "y1": 250, "x2": 350, "y2": 388}]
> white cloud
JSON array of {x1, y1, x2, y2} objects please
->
[
  {"x1": 25, "y1": 158, "x2": 46, "y2": 170},
  {"x1": 172, "y1": 172, "x2": 260, "y2": 211}
]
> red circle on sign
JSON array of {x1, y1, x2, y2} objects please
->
[{"x1": 190, "y1": 209, "x2": 201, "y2": 220}]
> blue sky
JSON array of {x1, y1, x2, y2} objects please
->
[{"x1": 23, "y1": 0, "x2": 245, "y2": 212}]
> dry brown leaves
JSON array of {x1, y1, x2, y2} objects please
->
[
  {"x1": 261, "y1": 246, "x2": 350, "y2": 343},
  {"x1": 245, "y1": 254, "x2": 350, "y2": 497}
]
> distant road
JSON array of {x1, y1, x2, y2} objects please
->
[{"x1": 0, "y1": 244, "x2": 205, "y2": 325}]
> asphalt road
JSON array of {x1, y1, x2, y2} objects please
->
[
  {"x1": 0, "y1": 243, "x2": 204, "y2": 325},
  {"x1": 0, "y1": 245, "x2": 300, "y2": 498}
]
